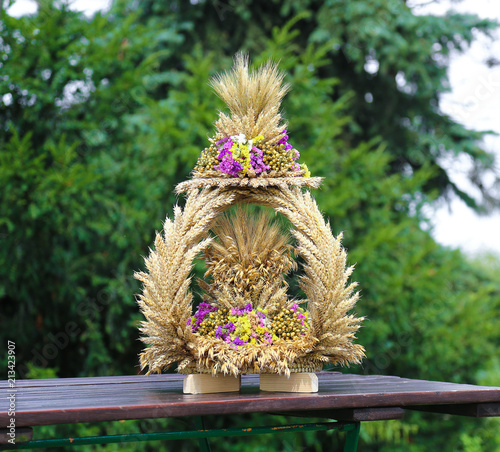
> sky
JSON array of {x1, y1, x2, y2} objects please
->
[
  {"x1": 5, "y1": 0, "x2": 111, "y2": 16},
  {"x1": 409, "y1": 0, "x2": 500, "y2": 256},
  {"x1": 6, "y1": 0, "x2": 500, "y2": 256}
]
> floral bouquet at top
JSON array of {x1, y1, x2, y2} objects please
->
[
  {"x1": 194, "y1": 130, "x2": 309, "y2": 178},
  {"x1": 135, "y1": 54, "x2": 365, "y2": 378}
]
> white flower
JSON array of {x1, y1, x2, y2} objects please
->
[{"x1": 231, "y1": 133, "x2": 247, "y2": 145}]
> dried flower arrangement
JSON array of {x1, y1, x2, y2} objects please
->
[{"x1": 136, "y1": 54, "x2": 365, "y2": 378}]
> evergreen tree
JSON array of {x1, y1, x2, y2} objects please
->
[{"x1": 121, "y1": 0, "x2": 500, "y2": 211}]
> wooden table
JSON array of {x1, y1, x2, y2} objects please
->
[{"x1": 2, "y1": 372, "x2": 500, "y2": 450}]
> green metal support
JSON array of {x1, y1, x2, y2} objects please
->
[
  {"x1": 343, "y1": 422, "x2": 361, "y2": 452},
  {"x1": 194, "y1": 416, "x2": 212, "y2": 452},
  {"x1": 4, "y1": 421, "x2": 359, "y2": 450}
]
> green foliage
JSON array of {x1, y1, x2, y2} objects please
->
[
  {"x1": 1, "y1": 1, "x2": 500, "y2": 451},
  {"x1": 361, "y1": 419, "x2": 419, "y2": 446}
]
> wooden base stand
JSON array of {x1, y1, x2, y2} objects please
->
[
  {"x1": 260, "y1": 372, "x2": 318, "y2": 393},
  {"x1": 183, "y1": 374, "x2": 241, "y2": 394}
]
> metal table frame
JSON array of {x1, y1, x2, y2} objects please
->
[{"x1": 3, "y1": 417, "x2": 361, "y2": 451}]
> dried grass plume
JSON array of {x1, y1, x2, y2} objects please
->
[
  {"x1": 201, "y1": 207, "x2": 296, "y2": 315},
  {"x1": 211, "y1": 53, "x2": 290, "y2": 144}
]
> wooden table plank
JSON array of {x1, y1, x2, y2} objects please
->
[
  {"x1": 0, "y1": 374, "x2": 185, "y2": 389},
  {"x1": 2, "y1": 372, "x2": 499, "y2": 427},
  {"x1": 407, "y1": 402, "x2": 500, "y2": 417},
  {"x1": 274, "y1": 407, "x2": 406, "y2": 421}
]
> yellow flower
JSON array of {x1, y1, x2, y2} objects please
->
[
  {"x1": 301, "y1": 163, "x2": 311, "y2": 178},
  {"x1": 252, "y1": 135, "x2": 264, "y2": 145},
  {"x1": 231, "y1": 142, "x2": 251, "y2": 175}
]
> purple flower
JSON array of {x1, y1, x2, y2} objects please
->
[
  {"x1": 217, "y1": 139, "x2": 233, "y2": 160},
  {"x1": 189, "y1": 302, "x2": 218, "y2": 332},
  {"x1": 214, "y1": 137, "x2": 244, "y2": 177},
  {"x1": 277, "y1": 130, "x2": 300, "y2": 171},
  {"x1": 231, "y1": 304, "x2": 253, "y2": 316},
  {"x1": 264, "y1": 331, "x2": 273, "y2": 345},
  {"x1": 216, "y1": 136, "x2": 232, "y2": 150},
  {"x1": 225, "y1": 322, "x2": 235, "y2": 332},
  {"x1": 217, "y1": 156, "x2": 242, "y2": 176},
  {"x1": 232, "y1": 336, "x2": 246, "y2": 346},
  {"x1": 278, "y1": 130, "x2": 289, "y2": 144},
  {"x1": 278, "y1": 130, "x2": 293, "y2": 151},
  {"x1": 215, "y1": 325, "x2": 224, "y2": 339},
  {"x1": 250, "y1": 146, "x2": 269, "y2": 174}
]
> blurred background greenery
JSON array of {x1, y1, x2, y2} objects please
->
[{"x1": 1, "y1": 0, "x2": 500, "y2": 450}]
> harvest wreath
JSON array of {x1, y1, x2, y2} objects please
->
[{"x1": 135, "y1": 54, "x2": 365, "y2": 393}]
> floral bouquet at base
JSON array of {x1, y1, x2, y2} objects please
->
[{"x1": 189, "y1": 302, "x2": 310, "y2": 348}]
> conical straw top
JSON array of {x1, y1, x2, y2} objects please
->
[{"x1": 179, "y1": 53, "x2": 323, "y2": 191}]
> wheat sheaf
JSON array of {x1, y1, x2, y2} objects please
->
[{"x1": 136, "y1": 186, "x2": 365, "y2": 376}]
